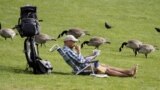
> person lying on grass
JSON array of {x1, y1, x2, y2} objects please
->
[{"x1": 62, "y1": 35, "x2": 138, "y2": 77}]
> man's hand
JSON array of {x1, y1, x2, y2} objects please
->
[{"x1": 74, "y1": 45, "x2": 81, "y2": 54}]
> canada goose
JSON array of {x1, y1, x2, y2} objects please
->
[
  {"x1": 105, "y1": 22, "x2": 112, "y2": 29},
  {"x1": 135, "y1": 44, "x2": 155, "y2": 58},
  {"x1": 0, "y1": 23, "x2": 16, "y2": 40},
  {"x1": 155, "y1": 27, "x2": 160, "y2": 32},
  {"x1": 57, "y1": 28, "x2": 90, "y2": 39},
  {"x1": 81, "y1": 37, "x2": 111, "y2": 49},
  {"x1": 119, "y1": 39, "x2": 143, "y2": 53},
  {"x1": 35, "y1": 33, "x2": 56, "y2": 47}
]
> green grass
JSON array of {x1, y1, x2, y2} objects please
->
[{"x1": 0, "y1": 0, "x2": 160, "y2": 90}]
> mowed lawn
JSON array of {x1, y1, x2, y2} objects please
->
[{"x1": 0, "y1": 0, "x2": 160, "y2": 90}]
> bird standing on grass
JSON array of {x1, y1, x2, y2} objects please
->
[
  {"x1": 81, "y1": 36, "x2": 111, "y2": 49},
  {"x1": 135, "y1": 44, "x2": 155, "y2": 58},
  {"x1": 35, "y1": 33, "x2": 56, "y2": 47},
  {"x1": 0, "y1": 23, "x2": 16, "y2": 40},
  {"x1": 155, "y1": 27, "x2": 160, "y2": 32},
  {"x1": 57, "y1": 28, "x2": 90, "y2": 39},
  {"x1": 119, "y1": 39, "x2": 143, "y2": 53},
  {"x1": 105, "y1": 21, "x2": 112, "y2": 29}
]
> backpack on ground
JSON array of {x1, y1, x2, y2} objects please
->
[{"x1": 33, "y1": 57, "x2": 52, "y2": 74}]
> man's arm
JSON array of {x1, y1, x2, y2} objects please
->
[{"x1": 65, "y1": 48, "x2": 86, "y2": 63}]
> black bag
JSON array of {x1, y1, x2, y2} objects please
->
[
  {"x1": 24, "y1": 37, "x2": 53, "y2": 74},
  {"x1": 16, "y1": 5, "x2": 40, "y2": 37},
  {"x1": 33, "y1": 59, "x2": 53, "y2": 74},
  {"x1": 18, "y1": 18, "x2": 39, "y2": 37}
]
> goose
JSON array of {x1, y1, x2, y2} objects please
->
[
  {"x1": 35, "y1": 33, "x2": 56, "y2": 47},
  {"x1": 135, "y1": 44, "x2": 155, "y2": 58},
  {"x1": 155, "y1": 27, "x2": 160, "y2": 32},
  {"x1": 119, "y1": 39, "x2": 143, "y2": 53},
  {"x1": 0, "y1": 23, "x2": 16, "y2": 40},
  {"x1": 81, "y1": 36, "x2": 111, "y2": 49},
  {"x1": 105, "y1": 21, "x2": 112, "y2": 29},
  {"x1": 57, "y1": 28, "x2": 90, "y2": 39}
]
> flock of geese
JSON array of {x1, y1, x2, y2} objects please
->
[
  {"x1": 119, "y1": 39, "x2": 156, "y2": 58},
  {"x1": 0, "y1": 22, "x2": 159, "y2": 58}
]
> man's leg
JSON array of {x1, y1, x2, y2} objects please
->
[
  {"x1": 96, "y1": 65, "x2": 130, "y2": 77},
  {"x1": 105, "y1": 68, "x2": 131, "y2": 77},
  {"x1": 100, "y1": 64, "x2": 138, "y2": 76}
]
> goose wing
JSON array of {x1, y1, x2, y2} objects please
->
[{"x1": 68, "y1": 28, "x2": 84, "y2": 38}]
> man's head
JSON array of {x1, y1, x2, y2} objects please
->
[{"x1": 64, "y1": 35, "x2": 78, "y2": 48}]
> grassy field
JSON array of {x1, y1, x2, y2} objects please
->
[{"x1": 0, "y1": 0, "x2": 160, "y2": 90}]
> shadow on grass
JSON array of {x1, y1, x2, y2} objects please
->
[
  {"x1": 52, "y1": 71, "x2": 92, "y2": 76},
  {"x1": 52, "y1": 71, "x2": 72, "y2": 75},
  {"x1": 0, "y1": 65, "x2": 31, "y2": 74},
  {"x1": 0, "y1": 65, "x2": 73, "y2": 75},
  {"x1": 14, "y1": 67, "x2": 73, "y2": 75},
  {"x1": 0, "y1": 65, "x2": 91, "y2": 77}
]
